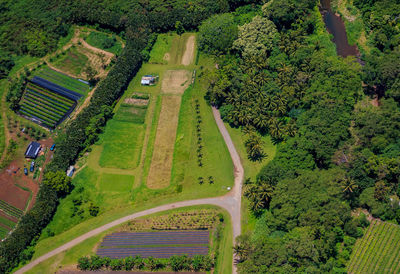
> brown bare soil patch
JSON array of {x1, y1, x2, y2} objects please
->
[
  {"x1": 181, "y1": 35, "x2": 196, "y2": 66},
  {"x1": 0, "y1": 164, "x2": 31, "y2": 210},
  {"x1": 161, "y1": 70, "x2": 191, "y2": 95},
  {"x1": 147, "y1": 96, "x2": 182, "y2": 189},
  {"x1": 124, "y1": 98, "x2": 149, "y2": 106}
]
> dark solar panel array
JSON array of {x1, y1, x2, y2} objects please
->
[
  {"x1": 31, "y1": 76, "x2": 83, "y2": 101},
  {"x1": 97, "y1": 231, "x2": 209, "y2": 259}
]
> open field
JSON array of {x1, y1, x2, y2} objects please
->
[
  {"x1": 161, "y1": 70, "x2": 191, "y2": 94},
  {"x1": 347, "y1": 220, "x2": 400, "y2": 273},
  {"x1": 99, "y1": 173, "x2": 134, "y2": 193},
  {"x1": 26, "y1": 206, "x2": 231, "y2": 274},
  {"x1": 147, "y1": 95, "x2": 182, "y2": 189},
  {"x1": 99, "y1": 120, "x2": 144, "y2": 170},
  {"x1": 149, "y1": 34, "x2": 174, "y2": 64}
]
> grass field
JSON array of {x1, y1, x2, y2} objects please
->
[
  {"x1": 149, "y1": 34, "x2": 174, "y2": 64},
  {"x1": 52, "y1": 47, "x2": 88, "y2": 76},
  {"x1": 99, "y1": 120, "x2": 144, "y2": 170},
  {"x1": 99, "y1": 173, "x2": 134, "y2": 193},
  {"x1": 114, "y1": 104, "x2": 147, "y2": 124},
  {"x1": 347, "y1": 220, "x2": 400, "y2": 273},
  {"x1": 85, "y1": 31, "x2": 122, "y2": 55},
  {"x1": 26, "y1": 206, "x2": 232, "y2": 274},
  {"x1": 0, "y1": 216, "x2": 16, "y2": 229}
]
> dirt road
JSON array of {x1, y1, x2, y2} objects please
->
[{"x1": 15, "y1": 110, "x2": 243, "y2": 274}]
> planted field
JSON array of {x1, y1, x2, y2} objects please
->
[
  {"x1": 0, "y1": 225, "x2": 9, "y2": 239},
  {"x1": 0, "y1": 199, "x2": 23, "y2": 219},
  {"x1": 347, "y1": 220, "x2": 400, "y2": 273},
  {"x1": 0, "y1": 215, "x2": 16, "y2": 229},
  {"x1": 147, "y1": 95, "x2": 182, "y2": 189},
  {"x1": 19, "y1": 82, "x2": 76, "y2": 128},
  {"x1": 98, "y1": 120, "x2": 144, "y2": 170},
  {"x1": 35, "y1": 67, "x2": 90, "y2": 95},
  {"x1": 97, "y1": 231, "x2": 209, "y2": 259}
]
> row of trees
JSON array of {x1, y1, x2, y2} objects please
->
[{"x1": 78, "y1": 254, "x2": 213, "y2": 272}]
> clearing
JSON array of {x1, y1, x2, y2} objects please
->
[
  {"x1": 161, "y1": 70, "x2": 192, "y2": 94},
  {"x1": 347, "y1": 220, "x2": 400, "y2": 273}
]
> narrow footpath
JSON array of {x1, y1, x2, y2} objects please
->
[{"x1": 16, "y1": 107, "x2": 244, "y2": 274}]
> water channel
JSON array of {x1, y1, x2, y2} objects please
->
[{"x1": 319, "y1": 0, "x2": 359, "y2": 58}]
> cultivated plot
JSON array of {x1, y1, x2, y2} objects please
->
[
  {"x1": 347, "y1": 220, "x2": 400, "y2": 273},
  {"x1": 147, "y1": 95, "x2": 182, "y2": 189},
  {"x1": 97, "y1": 230, "x2": 209, "y2": 259},
  {"x1": 161, "y1": 70, "x2": 191, "y2": 95}
]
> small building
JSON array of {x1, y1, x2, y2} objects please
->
[
  {"x1": 67, "y1": 166, "x2": 75, "y2": 177},
  {"x1": 141, "y1": 75, "x2": 157, "y2": 86},
  {"x1": 25, "y1": 142, "x2": 41, "y2": 159}
]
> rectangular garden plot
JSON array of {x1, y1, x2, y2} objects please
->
[
  {"x1": 19, "y1": 77, "x2": 81, "y2": 128},
  {"x1": 97, "y1": 231, "x2": 209, "y2": 259}
]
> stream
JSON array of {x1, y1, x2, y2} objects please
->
[{"x1": 320, "y1": 0, "x2": 360, "y2": 58}]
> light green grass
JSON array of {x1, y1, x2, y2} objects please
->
[
  {"x1": 347, "y1": 221, "x2": 400, "y2": 273},
  {"x1": 98, "y1": 120, "x2": 144, "y2": 170},
  {"x1": 114, "y1": 104, "x2": 147, "y2": 124},
  {"x1": 99, "y1": 173, "x2": 134, "y2": 193},
  {"x1": 85, "y1": 31, "x2": 122, "y2": 55},
  {"x1": 149, "y1": 33, "x2": 174, "y2": 64},
  {"x1": 52, "y1": 47, "x2": 88, "y2": 76},
  {"x1": 27, "y1": 206, "x2": 231, "y2": 274},
  {"x1": 0, "y1": 216, "x2": 16, "y2": 229}
]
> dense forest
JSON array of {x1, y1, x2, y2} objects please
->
[{"x1": 199, "y1": 0, "x2": 400, "y2": 272}]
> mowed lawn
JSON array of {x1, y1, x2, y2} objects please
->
[
  {"x1": 347, "y1": 220, "x2": 400, "y2": 273},
  {"x1": 99, "y1": 173, "x2": 134, "y2": 193},
  {"x1": 99, "y1": 120, "x2": 144, "y2": 170}
]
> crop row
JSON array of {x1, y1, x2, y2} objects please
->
[
  {"x1": 372, "y1": 225, "x2": 397, "y2": 272},
  {"x1": 22, "y1": 99, "x2": 64, "y2": 119},
  {"x1": 0, "y1": 200, "x2": 23, "y2": 219},
  {"x1": 28, "y1": 83, "x2": 74, "y2": 105},
  {"x1": 362, "y1": 223, "x2": 395, "y2": 273},
  {"x1": 21, "y1": 103, "x2": 59, "y2": 123},
  {"x1": 26, "y1": 89, "x2": 73, "y2": 112},
  {"x1": 386, "y1": 231, "x2": 400, "y2": 273},
  {"x1": 20, "y1": 107, "x2": 57, "y2": 127},
  {"x1": 0, "y1": 216, "x2": 16, "y2": 229},
  {"x1": 347, "y1": 221, "x2": 377, "y2": 272},
  {"x1": 39, "y1": 69, "x2": 88, "y2": 92},
  {"x1": 353, "y1": 222, "x2": 386, "y2": 273},
  {"x1": 375, "y1": 225, "x2": 400, "y2": 273},
  {"x1": 0, "y1": 226, "x2": 9, "y2": 239},
  {"x1": 22, "y1": 96, "x2": 65, "y2": 117},
  {"x1": 24, "y1": 93, "x2": 69, "y2": 114}
]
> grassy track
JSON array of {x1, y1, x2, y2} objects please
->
[{"x1": 347, "y1": 220, "x2": 400, "y2": 273}]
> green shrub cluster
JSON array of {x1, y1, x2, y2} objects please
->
[{"x1": 77, "y1": 254, "x2": 213, "y2": 272}]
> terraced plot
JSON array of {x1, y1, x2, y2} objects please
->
[
  {"x1": 97, "y1": 231, "x2": 209, "y2": 259},
  {"x1": 347, "y1": 220, "x2": 400, "y2": 273}
]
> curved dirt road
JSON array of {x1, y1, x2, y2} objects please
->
[{"x1": 16, "y1": 107, "x2": 243, "y2": 274}]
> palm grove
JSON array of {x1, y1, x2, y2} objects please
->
[{"x1": 198, "y1": 0, "x2": 400, "y2": 272}]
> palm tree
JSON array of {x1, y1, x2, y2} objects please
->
[{"x1": 340, "y1": 176, "x2": 358, "y2": 198}]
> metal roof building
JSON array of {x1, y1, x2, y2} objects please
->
[{"x1": 25, "y1": 142, "x2": 41, "y2": 159}]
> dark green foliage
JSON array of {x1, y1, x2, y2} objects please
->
[
  {"x1": 198, "y1": 13, "x2": 238, "y2": 54},
  {"x1": 42, "y1": 171, "x2": 72, "y2": 196},
  {"x1": 0, "y1": 50, "x2": 15, "y2": 79}
]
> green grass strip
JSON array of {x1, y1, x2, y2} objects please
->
[
  {"x1": 39, "y1": 69, "x2": 88, "y2": 92},
  {"x1": 347, "y1": 220, "x2": 377, "y2": 272}
]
